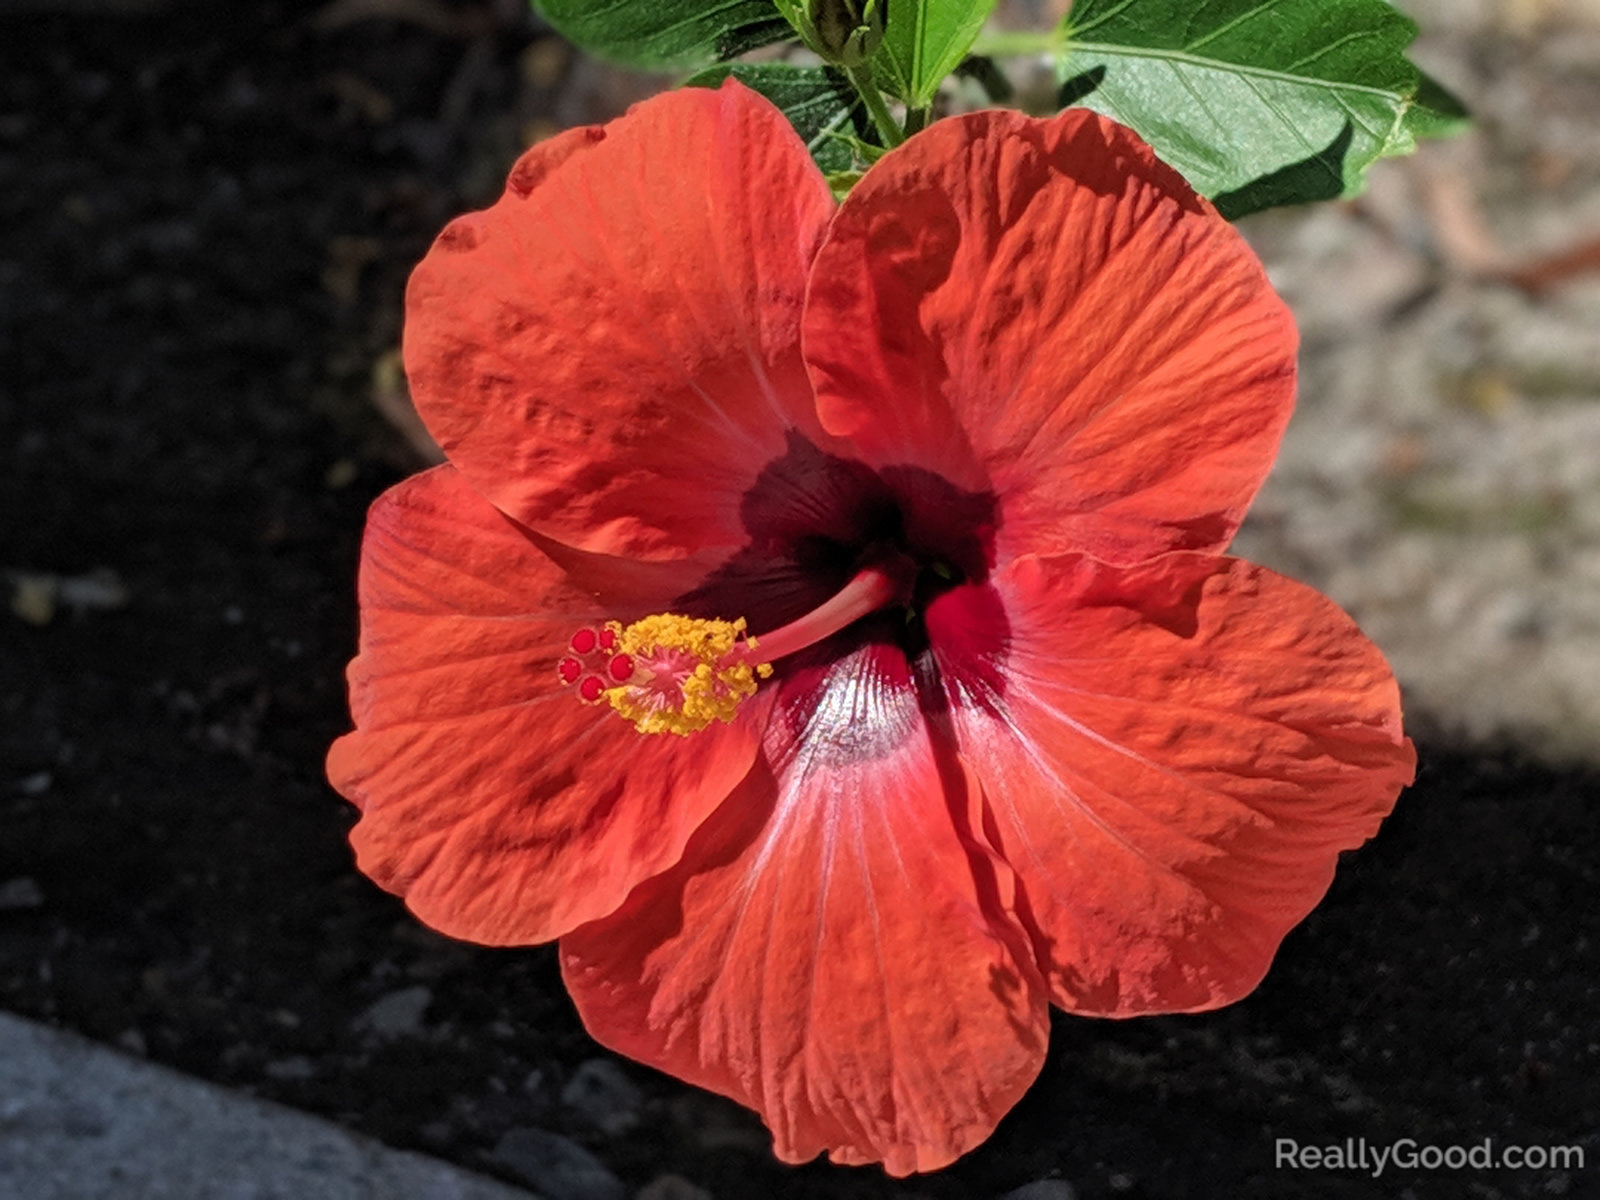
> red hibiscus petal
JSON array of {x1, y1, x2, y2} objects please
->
[
  {"x1": 325, "y1": 466, "x2": 761, "y2": 944},
  {"x1": 403, "y1": 81, "x2": 837, "y2": 562},
  {"x1": 942, "y1": 552, "x2": 1415, "y2": 1015},
  {"x1": 559, "y1": 643, "x2": 1049, "y2": 1176},
  {"x1": 804, "y1": 108, "x2": 1297, "y2": 565}
]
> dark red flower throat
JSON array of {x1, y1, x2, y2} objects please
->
[{"x1": 676, "y1": 434, "x2": 1009, "y2": 737}]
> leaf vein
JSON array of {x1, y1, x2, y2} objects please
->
[{"x1": 1072, "y1": 38, "x2": 1409, "y2": 102}]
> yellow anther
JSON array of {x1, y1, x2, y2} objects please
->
[{"x1": 603, "y1": 614, "x2": 772, "y2": 737}]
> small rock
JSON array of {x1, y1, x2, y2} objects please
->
[
  {"x1": 667, "y1": 1094, "x2": 769, "y2": 1154},
  {"x1": 999, "y1": 1182, "x2": 1077, "y2": 1200},
  {"x1": 351, "y1": 985, "x2": 431, "y2": 1040},
  {"x1": 0, "y1": 877, "x2": 44, "y2": 911},
  {"x1": 324, "y1": 457, "x2": 359, "y2": 489},
  {"x1": 637, "y1": 1174, "x2": 712, "y2": 1200},
  {"x1": 561, "y1": 1057, "x2": 643, "y2": 1136},
  {"x1": 7, "y1": 567, "x2": 132, "y2": 625},
  {"x1": 489, "y1": 1127, "x2": 625, "y2": 1200},
  {"x1": 9, "y1": 573, "x2": 55, "y2": 625},
  {"x1": 16, "y1": 771, "x2": 52, "y2": 796},
  {"x1": 263, "y1": 1055, "x2": 316, "y2": 1081},
  {"x1": 56, "y1": 567, "x2": 130, "y2": 614}
]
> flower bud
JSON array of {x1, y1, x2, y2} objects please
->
[{"x1": 808, "y1": 0, "x2": 886, "y2": 68}]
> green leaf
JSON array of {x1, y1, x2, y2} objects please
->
[
  {"x1": 874, "y1": 0, "x2": 997, "y2": 107},
  {"x1": 771, "y1": 0, "x2": 809, "y2": 31},
  {"x1": 826, "y1": 169, "x2": 867, "y2": 200},
  {"x1": 1056, "y1": 0, "x2": 1462, "y2": 217},
  {"x1": 532, "y1": 0, "x2": 792, "y2": 71},
  {"x1": 1405, "y1": 69, "x2": 1471, "y2": 140},
  {"x1": 686, "y1": 63, "x2": 872, "y2": 175},
  {"x1": 828, "y1": 132, "x2": 889, "y2": 165}
]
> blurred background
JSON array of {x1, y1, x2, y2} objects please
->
[
  {"x1": 1236, "y1": 0, "x2": 1600, "y2": 759},
  {"x1": 2, "y1": 2, "x2": 1597, "y2": 1198}
]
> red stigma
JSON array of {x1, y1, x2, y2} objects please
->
[{"x1": 561, "y1": 623, "x2": 629, "y2": 701}]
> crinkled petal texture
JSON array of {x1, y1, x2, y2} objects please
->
[
  {"x1": 804, "y1": 107, "x2": 1298, "y2": 566},
  {"x1": 335, "y1": 83, "x2": 1416, "y2": 1179},
  {"x1": 326, "y1": 466, "x2": 761, "y2": 945},
  {"x1": 403, "y1": 81, "x2": 837, "y2": 563},
  {"x1": 938, "y1": 552, "x2": 1416, "y2": 1016},
  {"x1": 560, "y1": 642, "x2": 1050, "y2": 1177}
]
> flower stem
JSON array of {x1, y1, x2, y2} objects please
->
[
  {"x1": 843, "y1": 62, "x2": 904, "y2": 149},
  {"x1": 903, "y1": 106, "x2": 930, "y2": 136}
]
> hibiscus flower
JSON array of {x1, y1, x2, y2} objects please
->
[{"x1": 327, "y1": 80, "x2": 1416, "y2": 1175}]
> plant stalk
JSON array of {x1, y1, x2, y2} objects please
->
[{"x1": 843, "y1": 62, "x2": 905, "y2": 148}]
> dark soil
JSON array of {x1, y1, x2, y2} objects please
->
[{"x1": 2, "y1": 4, "x2": 1596, "y2": 1199}]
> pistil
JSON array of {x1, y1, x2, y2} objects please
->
[{"x1": 729, "y1": 558, "x2": 912, "y2": 664}]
